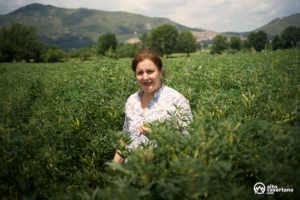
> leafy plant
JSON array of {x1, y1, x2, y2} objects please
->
[{"x1": 0, "y1": 49, "x2": 299, "y2": 199}]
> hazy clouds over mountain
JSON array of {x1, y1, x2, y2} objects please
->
[{"x1": 1, "y1": 0, "x2": 299, "y2": 32}]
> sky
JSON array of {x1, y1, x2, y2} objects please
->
[{"x1": 0, "y1": 0, "x2": 299, "y2": 32}]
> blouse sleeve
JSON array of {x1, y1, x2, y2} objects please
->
[{"x1": 122, "y1": 100, "x2": 130, "y2": 134}]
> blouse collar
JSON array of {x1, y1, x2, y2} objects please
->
[{"x1": 138, "y1": 83, "x2": 165, "y2": 98}]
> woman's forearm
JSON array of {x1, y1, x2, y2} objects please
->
[
  {"x1": 113, "y1": 149, "x2": 124, "y2": 163},
  {"x1": 113, "y1": 139, "x2": 128, "y2": 164}
]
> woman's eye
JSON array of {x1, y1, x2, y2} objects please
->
[{"x1": 137, "y1": 71, "x2": 153, "y2": 75}]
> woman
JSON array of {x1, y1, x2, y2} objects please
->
[{"x1": 113, "y1": 48, "x2": 193, "y2": 164}]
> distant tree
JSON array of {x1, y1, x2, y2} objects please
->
[
  {"x1": 265, "y1": 41, "x2": 272, "y2": 50},
  {"x1": 70, "y1": 46, "x2": 97, "y2": 59},
  {"x1": 45, "y1": 49, "x2": 66, "y2": 63},
  {"x1": 247, "y1": 31, "x2": 267, "y2": 52},
  {"x1": 202, "y1": 40, "x2": 214, "y2": 45},
  {"x1": 272, "y1": 35, "x2": 284, "y2": 50},
  {"x1": 281, "y1": 26, "x2": 300, "y2": 48},
  {"x1": 98, "y1": 33, "x2": 118, "y2": 56},
  {"x1": 230, "y1": 36, "x2": 241, "y2": 50},
  {"x1": 139, "y1": 32, "x2": 148, "y2": 49},
  {"x1": 0, "y1": 22, "x2": 42, "y2": 62},
  {"x1": 148, "y1": 24, "x2": 179, "y2": 57},
  {"x1": 86, "y1": 44, "x2": 95, "y2": 48},
  {"x1": 40, "y1": 43, "x2": 62, "y2": 55},
  {"x1": 241, "y1": 40, "x2": 250, "y2": 49},
  {"x1": 116, "y1": 43, "x2": 140, "y2": 58},
  {"x1": 210, "y1": 35, "x2": 228, "y2": 54},
  {"x1": 177, "y1": 31, "x2": 197, "y2": 57},
  {"x1": 196, "y1": 42, "x2": 202, "y2": 50}
]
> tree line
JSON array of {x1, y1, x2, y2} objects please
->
[
  {"x1": 210, "y1": 26, "x2": 300, "y2": 54},
  {"x1": 0, "y1": 23, "x2": 198, "y2": 62},
  {"x1": 1, "y1": 22, "x2": 299, "y2": 62},
  {"x1": 98, "y1": 24, "x2": 198, "y2": 58}
]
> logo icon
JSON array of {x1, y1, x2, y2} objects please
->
[{"x1": 254, "y1": 182, "x2": 266, "y2": 194}]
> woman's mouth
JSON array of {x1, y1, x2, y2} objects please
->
[{"x1": 144, "y1": 82, "x2": 152, "y2": 86}]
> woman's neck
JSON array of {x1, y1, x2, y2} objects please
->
[{"x1": 143, "y1": 91, "x2": 154, "y2": 100}]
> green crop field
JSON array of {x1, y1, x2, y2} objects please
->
[{"x1": 1, "y1": 49, "x2": 300, "y2": 199}]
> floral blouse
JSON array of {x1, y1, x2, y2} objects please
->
[{"x1": 123, "y1": 83, "x2": 193, "y2": 150}]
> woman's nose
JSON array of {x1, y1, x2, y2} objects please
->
[{"x1": 142, "y1": 73, "x2": 149, "y2": 80}]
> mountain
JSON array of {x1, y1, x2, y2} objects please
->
[
  {"x1": 220, "y1": 13, "x2": 300, "y2": 40},
  {"x1": 1, "y1": 3, "x2": 299, "y2": 49},
  {"x1": 0, "y1": 3, "x2": 204, "y2": 49},
  {"x1": 254, "y1": 13, "x2": 300, "y2": 36}
]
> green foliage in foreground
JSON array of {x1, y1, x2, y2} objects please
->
[{"x1": 0, "y1": 49, "x2": 300, "y2": 199}]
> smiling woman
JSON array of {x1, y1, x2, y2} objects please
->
[
  {"x1": 135, "y1": 59, "x2": 163, "y2": 114},
  {"x1": 113, "y1": 48, "x2": 193, "y2": 164}
]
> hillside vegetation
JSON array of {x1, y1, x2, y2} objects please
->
[
  {"x1": 0, "y1": 3, "x2": 203, "y2": 49},
  {"x1": 0, "y1": 49, "x2": 299, "y2": 199},
  {"x1": 1, "y1": 3, "x2": 299, "y2": 50},
  {"x1": 255, "y1": 13, "x2": 300, "y2": 36}
]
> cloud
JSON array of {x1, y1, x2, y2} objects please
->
[
  {"x1": 0, "y1": 0, "x2": 299, "y2": 32},
  {"x1": 248, "y1": 2, "x2": 271, "y2": 14}
]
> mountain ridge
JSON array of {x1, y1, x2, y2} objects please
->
[
  {"x1": 0, "y1": 3, "x2": 204, "y2": 49},
  {"x1": 255, "y1": 13, "x2": 300, "y2": 36},
  {"x1": 1, "y1": 3, "x2": 299, "y2": 49}
]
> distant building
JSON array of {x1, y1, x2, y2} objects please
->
[
  {"x1": 191, "y1": 30, "x2": 220, "y2": 42},
  {"x1": 240, "y1": 36, "x2": 247, "y2": 41},
  {"x1": 124, "y1": 38, "x2": 141, "y2": 44}
]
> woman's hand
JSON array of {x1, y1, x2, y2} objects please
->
[{"x1": 138, "y1": 124, "x2": 151, "y2": 137}]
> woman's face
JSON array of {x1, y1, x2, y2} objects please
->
[{"x1": 135, "y1": 59, "x2": 163, "y2": 96}]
